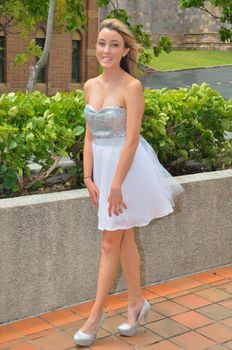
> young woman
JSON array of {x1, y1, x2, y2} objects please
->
[{"x1": 73, "y1": 18, "x2": 184, "y2": 347}]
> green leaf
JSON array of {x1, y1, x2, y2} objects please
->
[
  {"x1": 8, "y1": 106, "x2": 19, "y2": 117},
  {"x1": 179, "y1": 149, "x2": 189, "y2": 160},
  {"x1": 74, "y1": 125, "x2": 85, "y2": 136},
  {"x1": 9, "y1": 141, "x2": 18, "y2": 149}
]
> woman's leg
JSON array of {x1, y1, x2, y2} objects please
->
[
  {"x1": 120, "y1": 227, "x2": 145, "y2": 325},
  {"x1": 79, "y1": 228, "x2": 125, "y2": 334}
]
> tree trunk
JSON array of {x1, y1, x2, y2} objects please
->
[{"x1": 26, "y1": 0, "x2": 56, "y2": 92}]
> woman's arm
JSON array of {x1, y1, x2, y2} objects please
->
[
  {"x1": 83, "y1": 123, "x2": 93, "y2": 184},
  {"x1": 83, "y1": 81, "x2": 100, "y2": 207},
  {"x1": 83, "y1": 80, "x2": 93, "y2": 184},
  {"x1": 111, "y1": 79, "x2": 144, "y2": 189},
  {"x1": 108, "y1": 79, "x2": 144, "y2": 217}
]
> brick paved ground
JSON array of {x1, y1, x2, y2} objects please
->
[{"x1": 1, "y1": 265, "x2": 232, "y2": 350}]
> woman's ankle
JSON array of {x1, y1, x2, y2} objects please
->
[
  {"x1": 128, "y1": 296, "x2": 144, "y2": 308},
  {"x1": 89, "y1": 305, "x2": 104, "y2": 318}
]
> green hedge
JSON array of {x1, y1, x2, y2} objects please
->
[
  {"x1": 0, "y1": 83, "x2": 231, "y2": 198},
  {"x1": 143, "y1": 83, "x2": 232, "y2": 174},
  {"x1": 0, "y1": 90, "x2": 85, "y2": 195}
]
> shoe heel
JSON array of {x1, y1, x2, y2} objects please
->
[
  {"x1": 144, "y1": 312, "x2": 148, "y2": 324},
  {"x1": 143, "y1": 302, "x2": 150, "y2": 324}
]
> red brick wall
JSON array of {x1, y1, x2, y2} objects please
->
[{"x1": 0, "y1": 0, "x2": 99, "y2": 95}]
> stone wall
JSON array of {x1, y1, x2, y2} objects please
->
[
  {"x1": 1, "y1": 169, "x2": 232, "y2": 324},
  {"x1": 100, "y1": 0, "x2": 232, "y2": 51}
]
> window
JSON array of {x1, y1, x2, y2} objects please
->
[
  {"x1": 72, "y1": 40, "x2": 81, "y2": 83},
  {"x1": 0, "y1": 36, "x2": 5, "y2": 83},
  {"x1": 36, "y1": 37, "x2": 46, "y2": 83}
]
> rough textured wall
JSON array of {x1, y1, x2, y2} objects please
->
[
  {"x1": 99, "y1": 0, "x2": 231, "y2": 50},
  {"x1": 100, "y1": 0, "x2": 220, "y2": 34},
  {"x1": 149, "y1": 0, "x2": 221, "y2": 34}
]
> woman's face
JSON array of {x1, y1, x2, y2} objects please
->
[{"x1": 96, "y1": 28, "x2": 129, "y2": 68}]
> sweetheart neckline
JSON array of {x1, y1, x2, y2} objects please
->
[{"x1": 85, "y1": 104, "x2": 127, "y2": 113}]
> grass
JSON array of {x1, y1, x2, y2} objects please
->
[{"x1": 144, "y1": 49, "x2": 232, "y2": 71}]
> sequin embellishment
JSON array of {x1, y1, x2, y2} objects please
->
[{"x1": 84, "y1": 104, "x2": 127, "y2": 146}]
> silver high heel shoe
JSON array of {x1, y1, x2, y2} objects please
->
[
  {"x1": 118, "y1": 299, "x2": 150, "y2": 336},
  {"x1": 73, "y1": 310, "x2": 105, "y2": 346}
]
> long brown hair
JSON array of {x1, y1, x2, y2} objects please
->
[{"x1": 98, "y1": 18, "x2": 141, "y2": 78}]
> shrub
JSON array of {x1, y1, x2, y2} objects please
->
[
  {"x1": 0, "y1": 83, "x2": 231, "y2": 197},
  {"x1": 0, "y1": 90, "x2": 85, "y2": 195},
  {"x1": 143, "y1": 83, "x2": 232, "y2": 175}
]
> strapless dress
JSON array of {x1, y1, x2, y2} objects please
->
[{"x1": 84, "y1": 104, "x2": 184, "y2": 231}]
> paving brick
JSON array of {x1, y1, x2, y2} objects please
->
[
  {"x1": 0, "y1": 337, "x2": 25, "y2": 349},
  {"x1": 9, "y1": 317, "x2": 52, "y2": 336},
  {"x1": 31, "y1": 332, "x2": 75, "y2": 350},
  {"x1": 196, "y1": 322, "x2": 232, "y2": 342},
  {"x1": 171, "y1": 310, "x2": 213, "y2": 329},
  {"x1": 211, "y1": 279, "x2": 231, "y2": 286},
  {"x1": 219, "y1": 297, "x2": 232, "y2": 309},
  {"x1": 116, "y1": 328, "x2": 162, "y2": 347},
  {"x1": 69, "y1": 300, "x2": 95, "y2": 317},
  {"x1": 149, "y1": 297, "x2": 167, "y2": 304},
  {"x1": 172, "y1": 293, "x2": 213, "y2": 309},
  {"x1": 210, "y1": 267, "x2": 232, "y2": 279},
  {"x1": 0, "y1": 326, "x2": 23, "y2": 344},
  {"x1": 195, "y1": 287, "x2": 232, "y2": 302},
  {"x1": 100, "y1": 314, "x2": 127, "y2": 334},
  {"x1": 167, "y1": 277, "x2": 203, "y2": 290},
  {"x1": 151, "y1": 300, "x2": 189, "y2": 317},
  {"x1": 196, "y1": 303, "x2": 232, "y2": 321},
  {"x1": 218, "y1": 282, "x2": 232, "y2": 294},
  {"x1": 187, "y1": 285, "x2": 212, "y2": 293},
  {"x1": 38, "y1": 309, "x2": 81, "y2": 327},
  {"x1": 27, "y1": 328, "x2": 59, "y2": 340},
  {"x1": 165, "y1": 290, "x2": 190, "y2": 299},
  {"x1": 144, "y1": 283, "x2": 182, "y2": 297},
  {"x1": 89, "y1": 335, "x2": 134, "y2": 349},
  {"x1": 140, "y1": 339, "x2": 183, "y2": 349},
  {"x1": 104, "y1": 295, "x2": 128, "y2": 311},
  {"x1": 170, "y1": 330, "x2": 216, "y2": 349},
  {"x1": 225, "y1": 340, "x2": 232, "y2": 349},
  {"x1": 11, "y1": 343, "x2": 41, "y2": 350},
  {"x1": 198, "y1": 345, "x2": 228, "y2": 350},
  {"x1": 141, "y1": 288, "x2": 160, "y2": 300},
  {"x1": 191, "y1": 271, "x2": 225, "y2": 284},
  {"x1": 146, "y1": 318, "x2": 189, "y2": 338},
  {"x1": 220, "y1": 318, "x2": 232, "y2": 328}
]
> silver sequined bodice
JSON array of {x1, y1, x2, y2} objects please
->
[{"x1": 84, "y1": 104, "x2": 127, "y2": 145}]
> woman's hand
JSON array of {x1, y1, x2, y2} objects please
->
[
  {"x1": 108, "y1": 186, "x2": 127, "y2": 217},
  {"x1": 84, "y1": 178, "x2": 100, "y2": 208}
]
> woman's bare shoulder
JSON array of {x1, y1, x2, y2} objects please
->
[
  {"x1": 84, "y1": 77, "x2": 98, "y2": 90},
  {"x1": 123, "y1": 74, "x2": 143, "y2": 90},
  {"x1": 83, "y1": 77, "x2": 101, "y2": 103}
]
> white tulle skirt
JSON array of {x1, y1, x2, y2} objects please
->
[{"x1": 92, "y1": 135, "x2": 184, "y2": 231}]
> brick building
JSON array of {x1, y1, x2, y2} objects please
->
[{"x1": 0, "y1": 0, "x2": 99, "y2": 95}]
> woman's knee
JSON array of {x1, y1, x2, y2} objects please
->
[
  {"x1": 102, "y1": 230, "x2": 125, "y2": 254},
  {"x1": 120, "y1": 228, "x2": 135, "y2": 252}
]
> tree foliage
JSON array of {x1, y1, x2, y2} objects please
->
[
  {"x1": 180, "y1": 0, "x2": 232, "y2": 42},
  {"x1": 0, "y1": 0, "x2": 86, "y2": 34}
]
